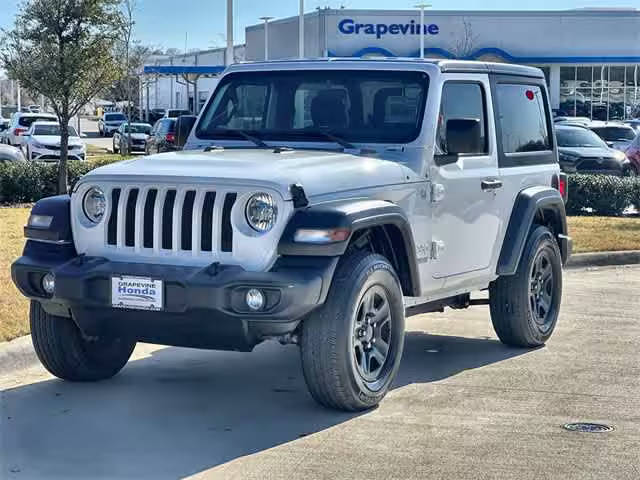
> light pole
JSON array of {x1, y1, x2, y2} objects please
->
[
  {"x1": 299, "y1": 0, "x2": 304, "y2": 58},
  {"x1": 226, "y1": 0, "x2": 234, "y2": 65},
  {"x1": 260, "y1": 16, "x2": 274, "y2": 60},
  {"x1": 414, "y1": 3, "x2": 432, "y2": 59}
]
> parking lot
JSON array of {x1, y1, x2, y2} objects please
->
[
  {"x1": 1, "y1": 265, "x2": 638, "y2": 480},
  {"x1": 79, "y1": 117, "x2": 114, "y2": 153}
]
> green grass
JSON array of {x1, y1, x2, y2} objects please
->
[
  {"x1": 1, "y1": 214, "x2": 639, "y2": 342},
  {"x1": 0, "y1": 207, "x2": 30, "y2": 342},
  {"x1": 567, "y1": 216, "x2": 640, "y2": 253}
]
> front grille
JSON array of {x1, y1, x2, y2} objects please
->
[
  {"x1": 577, "y1": 157, "x2": 620, "y2": 171},
  {"x1": 39, "y1": 145, "x2": 81, "y2": 151},
  {"x1": 106, "y1": 187, "x2": 237, "y2": 254}
]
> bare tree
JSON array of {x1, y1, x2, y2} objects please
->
[
  {"x1": 120, "y1": 0, "x2": 135, "y2": 155},
  {"x1": 1, "y1": 0, "x2": 123, "y2": 193},
  {"x1": 451, "y1": 19, "x2": 478, "y2": 60}
]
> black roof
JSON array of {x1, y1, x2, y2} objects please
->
[
  {"x1": 434, "y1": 60, "x2": 544, "y2": 78},
  {"x1": 236, "y1": 58, "x2": 545, "y2": 79}
]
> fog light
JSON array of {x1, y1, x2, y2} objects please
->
[
  {"x1": 245, "y1": 288, "x2": 265, "y2": 311},
  {"x1": 42, "y1": 273, "x2": 55, "y2": 295}
]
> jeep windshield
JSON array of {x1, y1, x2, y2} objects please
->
[{"x1": 196, "y1": 70, "x2": 429, "y2": 145}]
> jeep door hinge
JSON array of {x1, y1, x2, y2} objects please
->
[
  {"x1": 430, "y1": 183, "x2": 445, "y2": 203},
  {"x1": 430, "y1": 240, "x2": 445, "y2": 260}
]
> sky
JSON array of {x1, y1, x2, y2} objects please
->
[{"x1": 0, "y1": 0, "x2": 636, "y2": 52}]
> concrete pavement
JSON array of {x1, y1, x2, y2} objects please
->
[
  {"x1": 79, "y1": 117, "x2": 113, "y2": 153},
  {"x1": 1, "y1": 266, "x2": 639, "y2": 479}
]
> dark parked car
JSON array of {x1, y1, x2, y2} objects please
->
[
  {"x1": 112, "y1": 123, "x2": 152, "y2": 154},
  {"x1": 556, "y1": 124, "x2": 634, "y2": 176},
  {"x1": 165, "y1": 109, "x2": 191, "y2": 118},
  {"x1": 148, "y1": 108, "x2": 166, "y2": 123},
  {"x1": 145, "y1": 118, "x2": 176, "y2": 154}
]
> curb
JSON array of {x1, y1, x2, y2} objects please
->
[
  {"x1": 566, "y1": 250, "x2": 640, "y2": 269},
  {"x1": 0, "y1": 335, "x2": 38, "y2": 377}
]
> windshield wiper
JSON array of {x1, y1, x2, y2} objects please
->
[
  {"x1": 230, "y1": 129, "x2": 269, "y2": 148},
  {"x1": 307, "y1": 129, "x2": 356, "y2": 150}
]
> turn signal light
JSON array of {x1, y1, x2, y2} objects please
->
[{"x1": 294, "y1": 228, "x2": 351, "y2": 244}]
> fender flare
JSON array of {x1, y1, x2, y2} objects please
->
[
  {"x1": 278, "y1": 199, "x2": 421, "y2": 296},
  {"x1": 497, "y1": 186, "x2": 571, "y2": 276}
]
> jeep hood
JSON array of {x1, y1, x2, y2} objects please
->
[{"x1": 82, "y1": 148, "x2": 409, "y2": 200}]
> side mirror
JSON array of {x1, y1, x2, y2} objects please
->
[{"x1": 175, "y1": 115, "x2": 197, "y2": 149}]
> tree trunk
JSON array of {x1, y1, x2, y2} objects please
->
[{"x1": 58, "y1": 117, "x2": 70, "y2": 194}]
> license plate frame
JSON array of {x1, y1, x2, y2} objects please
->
[{"x1": 111, "y1": 275, "x2": 163, "y2": 311}]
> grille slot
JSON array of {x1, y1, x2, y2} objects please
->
[
  {"x1": 200, "y1": 192, "x2": 216, "y2": 252},
  {"x1": 124, "y1": 188, "x2": 139, "y2": 247},
  {"x1": 161, "y1": 190, "x2": 177, "y2": 250},
  {"x1": 104, "y1": 186, "x2": 238, "y2": 256},
  {"x1": 181, "y1": 191, "x2": 196, "y2": 250},
  {"x1": 221, "y1": 193, "x2": 237, "y2": 253},
  {"x1": 143, "y1": 189, "x2": 157, "y2": 248},
  {"x1": 107, "y1": 188, "x2": 121, "y2": 245}
]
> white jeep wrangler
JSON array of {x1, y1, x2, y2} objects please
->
[{"x1": 13, "y1": 59, "x2": 571, "y2": 411}]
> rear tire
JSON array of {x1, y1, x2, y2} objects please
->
[
  {"x1": 300, "y1": 251, "x2": 405, "y2": 411},
  {"x1": 30, "y1": 301, "x2": 136, "y2": 381},
  {"x1": 489, "y1": 226, "x2": 563, "y2": 347}
]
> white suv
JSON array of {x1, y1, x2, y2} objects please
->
[
  {"x1": 23, "y1": 121, "x2": 86, "y2": 162},
  {"x1": 3, "y1": 112, "x2": 57, "y2": 147},
  {"x1": 12, "y1": 59, "x2": 571, "y2": 411}
]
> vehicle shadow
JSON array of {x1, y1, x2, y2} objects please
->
[
  {"x1": 1, "y1": 331, "x2": 528, "y2": 479},
  {"x1": 82, "y1": 131, "x2": 104, "y2": 139}
]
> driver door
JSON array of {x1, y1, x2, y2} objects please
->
[{"x1": 429, "y1": 75, "x2": 505, "y2": 290}]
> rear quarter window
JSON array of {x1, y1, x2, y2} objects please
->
[{"x1": 496, "y1": 84, "x2": 551, "y2": 153}]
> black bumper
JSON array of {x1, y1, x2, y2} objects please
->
[{"x1": 12, "y1": 251, "x2": 337, "y2": 351}]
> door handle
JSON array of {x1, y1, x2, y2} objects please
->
[{"x1": 481, "y1": 178, "x2": 503, "y2": 191}]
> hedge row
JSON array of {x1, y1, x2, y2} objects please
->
[
  {"x1": 566, "y1": 174, "x2": 640, "y2": 216},
  {"x1": 0, "y1": 157, "x2": 119, "y2": 204},
  {"x1": 1, "y1": 161, "x2": 639, "y2": 216}
]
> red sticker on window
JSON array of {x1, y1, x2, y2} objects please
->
[{"x1": 526, "y1": 90, "x2": 535, "y2": 100}]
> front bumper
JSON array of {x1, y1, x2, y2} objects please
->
[
  {"x1": 103, "y1": 125, "x2": 121, "y2": 134},
  {"x1": 12, "y1": 250, "x2": 337, "y2": 351},
  {"x1": 30, "y1": 146, "x2": 86, "y2": 161}
]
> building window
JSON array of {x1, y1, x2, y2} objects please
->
[{"x1": 560, "y1": 65, "x2": 640, "y2": 120}]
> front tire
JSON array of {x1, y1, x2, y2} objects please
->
[
  {"x1": 300, "y1": 251, "x2": 405, "y2": 411},
  {"x1": 30, "y1": 301, "x2": 136, "y2": 381},
  {"x1": 489, "y1": 226, "x2": 563, "y2": 347}
]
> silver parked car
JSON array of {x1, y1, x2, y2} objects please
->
[{"x1": 0, "y1": 144, "x2": 26, "y2": 163}]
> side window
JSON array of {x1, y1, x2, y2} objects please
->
[
  {"x1": 496, "y1": 84, "x2": 550, "y2": 154},
  {"x1": 437, "y1": 82, "x2": 487, "y2": 155}
]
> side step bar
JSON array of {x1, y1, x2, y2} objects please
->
[{"x1": 404, "y1": 294, "x2": 489, "y2": 317}]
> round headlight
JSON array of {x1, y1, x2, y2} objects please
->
[
  {"x1": 83, "y1": 186, "x2": 106, "y2": 224},
  {"x1": 245, "y1": 192, "x2": 277, "y2": 233}
]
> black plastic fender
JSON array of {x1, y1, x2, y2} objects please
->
[
  {"x1": 22, "y1": 195, "x2": 77, "y2": 260},
  {"x1": 497, "y1": 186, "x2": 570, "y2": 276},
  {"x1": 278, "y1": 199, "x2": 421, "y2": 296}
]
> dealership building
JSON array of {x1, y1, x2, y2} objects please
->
[{"x1": 144, "y1": 8, "x2": 640, "y2": 121}]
